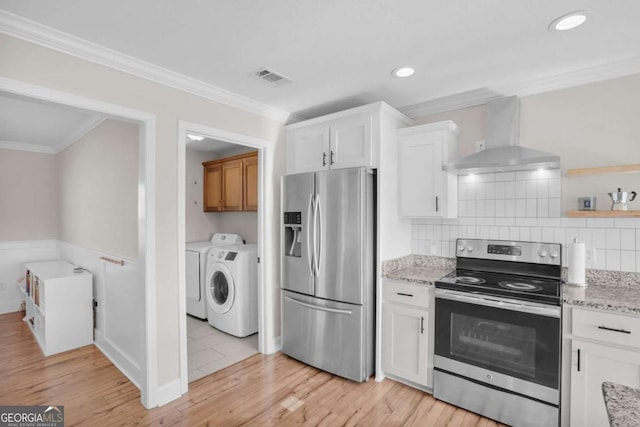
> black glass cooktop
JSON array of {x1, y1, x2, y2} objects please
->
[{"x1": 436, "y1": 269, "x2": 562, "y2": 305}]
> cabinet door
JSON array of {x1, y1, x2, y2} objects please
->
[
  {"x1": 570, "y1": 340, "x2": 640, "y2": 427},
  {"x1": 329, "y1": 114, "x2": 373, "y2": 170},
  {"x1": 243, "y1": 154, "x2": 258, "y2": 211},
  {"x1": 287, "y1": 124, "x2": 329, "y2": 174},
  {"x1": 222, "y1": 159, "x2": 244, "y2": 211},
  {"x1": 383, "y1": 302, "x2": 429, "y2": 386},
  {"x1": 203, "y1": 164, "x2": 222, "y2": 212},
  {"x1": 398, "y1": 133, "x2": 444, "y2": 217}
]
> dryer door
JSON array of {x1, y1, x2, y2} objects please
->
[{"x1": 207, "y1": 263, "x2": 235, "y2": 314}]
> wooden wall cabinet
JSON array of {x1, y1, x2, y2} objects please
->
[{"x1": 203, "y1": 151, "x2": 258, "y2": 212}]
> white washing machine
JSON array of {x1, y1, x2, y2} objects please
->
[
  {"x1": 185, "y1": 233, "x2": 244, "y2": 319},
  {"x1": 206, "y1": 244, "x2": 258, "y2": 337}
]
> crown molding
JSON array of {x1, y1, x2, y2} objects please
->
[
  {"x1": 399, "y1": 57, "x2": 640, "y2": 118},
  {"x1": 0, "y1": 115, "x2": 105, "y2": 154},
  {"x1": 0, "y1": 10, "x2": 291, "y2": 123},
  {"x1": 0, "y1": 139, "x2": 56, "y2": 154},
  {"x1": 55, "y1": 116, "x2": 106, "y2": 153},
  {"x1": 399, "y1": 89, "x2": 502, "y2": 118}
]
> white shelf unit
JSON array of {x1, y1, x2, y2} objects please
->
[{"x1": 24, "y1": 260, "x2": 93, "y2": 356}]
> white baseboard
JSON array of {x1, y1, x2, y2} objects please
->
[
  {"x1": 94, "y1": 330, "x2": 141, "y2": 389},
  {"x1": 264, "y1": 335, "x2": 282, "y2": 355},
  {"x1": 156, "y1": 378, "x2": 183, "y2": 407},
  {"x1": 0, "y1": 299, "x2": 23, "y2": 315}
]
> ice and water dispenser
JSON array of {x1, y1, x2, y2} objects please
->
[{"x1": 283, "y1": 211, "x2": 302, "y2": 257}]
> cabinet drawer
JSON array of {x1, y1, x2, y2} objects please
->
[
  {"x1": 384, "y1": 281, "x2": 430, "y2": 308},
  {"x1": 572, "y1": 308, "x2": 640, "y2": 349}
]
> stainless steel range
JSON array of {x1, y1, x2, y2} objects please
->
[{"x1": 434, "y1": 239, "x2": 562, "y2": 427}]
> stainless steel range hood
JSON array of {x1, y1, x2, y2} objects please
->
[{"x1": 444, "y1": 96, "x2": 560, "y2": 174}]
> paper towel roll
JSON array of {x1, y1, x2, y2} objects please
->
[{"x1": 568, "y1": 240, "x2": 586, "y2": 286}]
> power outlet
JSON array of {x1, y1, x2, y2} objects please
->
[{"x1": 476, "y1": 140, "x2": 486, "y2": 152}]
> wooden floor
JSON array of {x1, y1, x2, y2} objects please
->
[{"x1": 1, "y1": 311, "x2": 505, "y2": 426}]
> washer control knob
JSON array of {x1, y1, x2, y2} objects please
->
[
  {"x1": 539, "y1": 250, "x2": 548, "y2": 258},
  {"x1": 550, "y1": 250, "x2": 559, "y2": 259},
  {"x1": 466, "y1": 246, "x2": 474, "y2": 252},
  {"x1": 486, "y1": 373, "x2": 493, "y2": 381},
  {"x1": 458, "y1": 245, "x2": 466, "y2": 252}
]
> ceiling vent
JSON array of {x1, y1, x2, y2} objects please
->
[{"x1": 251, "y1": 67, "x2": 292, "y2": 86}]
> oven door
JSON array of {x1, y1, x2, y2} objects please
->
[{"x1": 434, "y1": 288, "x2": 561, "y2": 403}]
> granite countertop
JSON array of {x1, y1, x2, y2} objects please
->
[
  {"x1": 602, "y1": 382, "x2": 640, "y2": 427},
  {"x1": 563, "y1": 269, "x2": 640, "y2": 315},
  {"x1": 384, "y1": 265, "x2": 453, "y2": 286},
  {"x1": 564, "y1": 283, "x2": 640, "y2": 315},
  {"x1": 383, "y1": 255, "x2": 640, "y2": 315},
  {"x1": 382, "y1": 255, "x2": 454, "y2": 286}
]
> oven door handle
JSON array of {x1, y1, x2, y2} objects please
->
[{"x1": 435, "y1": 289, "x2": 561, "y2": 318}]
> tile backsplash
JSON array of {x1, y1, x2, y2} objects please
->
[{"x1": 411, "y1": 169, "x2": 640, "y2": 273}]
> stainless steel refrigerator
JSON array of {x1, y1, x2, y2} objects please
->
[{"x1": 281, "y1": 167, "x2": 375, "y2": 382}]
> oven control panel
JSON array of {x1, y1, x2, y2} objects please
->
[
  {"x1": 487, "y1": 244, "x2": 522, "y2": 256},
  {"x1": 456, "y1": 239, "x2": 561, "y2": 265}
]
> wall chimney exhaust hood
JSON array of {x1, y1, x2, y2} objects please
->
[{"x1": 444, "y1": 96, "x2": 560, "y2": 174}]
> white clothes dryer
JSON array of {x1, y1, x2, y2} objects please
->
[
  {"x1": 206, "y1": 244, "x2": 258, "y2": 337},
  {"x1": 185, "y1": 233, "x2": 244, "y2": 319}
]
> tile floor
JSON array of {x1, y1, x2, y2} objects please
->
[{"x1": 187, "y1": 315, "x2": 259, "y2": 382}]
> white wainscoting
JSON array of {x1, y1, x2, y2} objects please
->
[
  {"x1": 0, "y1": 240, "x2": 59, "y2": 314},
  {"x1": 58, "y1": 241, "x2": 143, "y2": 389}
]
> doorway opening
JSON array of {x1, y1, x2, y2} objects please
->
[
  {"x1": 0, "y1": 77, "x2": 157, "y2": 408},
  {"x1": 177, "y1": 121, "x2": 273, "y2": 393}
]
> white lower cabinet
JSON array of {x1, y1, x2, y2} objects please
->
[
  {"x1": 382, "y1": 280, "x2": 432, "y2": 389},
  {"x1": 569, "y1": 340, "x2": 640, "y2": 427},
  {"x1": 566, "y1": 306, "x2": 640, "y2": 427}
]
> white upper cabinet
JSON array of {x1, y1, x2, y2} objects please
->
[
  {"x1": 398, "y1": 121, "x2": 459, "y2": 218},
  {"x1": 286, "y1": 102, "x2": 408, "y2": 175},
  {"x1": 286, "y1": 123, "x2": 330, "y2": 173},
  {"x1": 329, "y1": 113, "x2": 373, "y2": 170}
]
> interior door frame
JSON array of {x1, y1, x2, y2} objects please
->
[
  {"x1": 0, "y1": 76, "x2": 158, "y2": 408},
  {"x1": 177, "y1": 120, "x2": 274, "y2": 393}
]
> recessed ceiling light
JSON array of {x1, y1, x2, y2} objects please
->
[
  {"x1": 391, "y1": 67, "x2": 415, "y2": 78},
  {"x1": 187, "y1": 134, "x2": 204, "y2": 141},
  {"x1": 549, "y1": 11, "x2": 589, "y2": 31}
]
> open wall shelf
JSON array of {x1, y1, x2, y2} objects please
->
[
  {"x1": 566, "y1": 164, "x2": 640, "y2": 177},
  {"x1": 567, "y1": 210, "x2": 640, "y2": 218}
]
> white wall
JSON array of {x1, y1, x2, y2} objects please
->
[
  {"x1": 57, "y1": 119, "x2": 139, "y2": 259},
  {"x1": 409, "y1": 74, "x2": 640, "y2": 272},
  {"x1": 0, "y1": 149, "x2": 58, "y2": 241},
  {"x1": 185, "y1": 149, "x2": 219, "y2": 242},
  {"x1": 0, "y1": 33, "x2": 284, "y2": 389},
  {"x1": 413, "y1": 74, "x2": 640, "y2": 215}
]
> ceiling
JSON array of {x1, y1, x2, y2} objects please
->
[
  {"x1": 1, "y1": 1, "x2": 640, "y2": 124},
  {"x1": 0, "y1": 91, "x2": 105, "y2": 153}
]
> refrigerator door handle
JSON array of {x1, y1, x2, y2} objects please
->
[
  {"x1": 284, "y1": 296, "x2": 353, "y2": 315},
  {"x1": 314, "y1": 194, "x2": 322, "y2": 277},
  {"x1": 307, "y1": 193, "x2": 315, "y2": 277}
]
